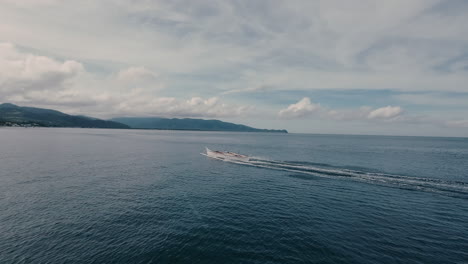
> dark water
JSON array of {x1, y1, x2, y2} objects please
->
[{"x1": 1, "y1": 128, "x2": 467, "y2": 264}]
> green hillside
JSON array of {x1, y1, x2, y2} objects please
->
[{"x1": 0, "y1": 103, "x2": 129, "y2": 129}]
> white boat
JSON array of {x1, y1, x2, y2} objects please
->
[{"x1": 204, "y1": 147, "x2": 250, "y2": 162}]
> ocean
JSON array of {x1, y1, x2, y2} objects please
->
[{"x1": 0, "y1": 128, "x2": 467, "y2": 263}]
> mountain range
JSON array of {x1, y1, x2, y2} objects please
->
[
  {"x1": 0, "y1": 103, "x2": 287, "y2": 133},
  {"x1": 111, "y1": 117, "x2": 287, "y2": 133}
]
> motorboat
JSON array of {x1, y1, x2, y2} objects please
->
[{"x1": 204, "y1": 147, "x2": 250, "y2": 162}]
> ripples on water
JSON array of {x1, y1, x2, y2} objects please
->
[{"x1": 0, "y1": 128, "x2": 467, "y2": 264}]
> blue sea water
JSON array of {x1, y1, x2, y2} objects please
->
[{"x1": 0, "y1": 128, "x2": 467, "y2": 264}]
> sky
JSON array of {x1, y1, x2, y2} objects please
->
[{"x1": 1, "y1": 0, "x2": 468, "y2": 136}]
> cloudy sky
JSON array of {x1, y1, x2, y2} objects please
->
[{"x1": 1, "y1": 0, "x2": 468, "y2": 136}]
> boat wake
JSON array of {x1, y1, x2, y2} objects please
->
[{"x1": 202, "y1": 151, "x2": 468, "y2": 198}]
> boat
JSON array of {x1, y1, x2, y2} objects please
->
[{"x1": 204, "y1": 147, "x2": 250, "y2": 162}]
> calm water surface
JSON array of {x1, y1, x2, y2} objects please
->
[{"x1": 0, "y1": 128, "x2": 467, "y2": 263}]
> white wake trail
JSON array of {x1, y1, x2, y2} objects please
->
[{"x1": 203, "y1": 152, "x2": 468, "y2": 197}]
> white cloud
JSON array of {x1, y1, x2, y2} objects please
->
[
  {"x1": 117, "y1": 66, "x2": 158, "y2": 83},
  {"x1": 115, "y1": 96, "x2": 253, "y2": 118},
  {"x1": 279, "y1": 98, "x2": 404, "y2": 122},
  {"x1": 278, "y1": 97, "x2": 322, "y2": 118},
  {"x1": 0, "y1": 43, "x2": 252, "y2": 118},
  {"x1": 0, "y1": 42, "x2": 84, "y2": 95},
  {"x1": 367, "y1": 106, "x2": 403, "y2": 120}
]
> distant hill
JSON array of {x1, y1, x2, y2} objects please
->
[
  {"x1": 111, "y1": 117, "x2": 288, "y2": 133},
  {"x1": 0, "y1": 103, "x2": 129, "y2": 129}
]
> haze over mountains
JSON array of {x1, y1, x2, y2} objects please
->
[{"x1": 0, "y1": 103, "x2": 287, "y2": 133}]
